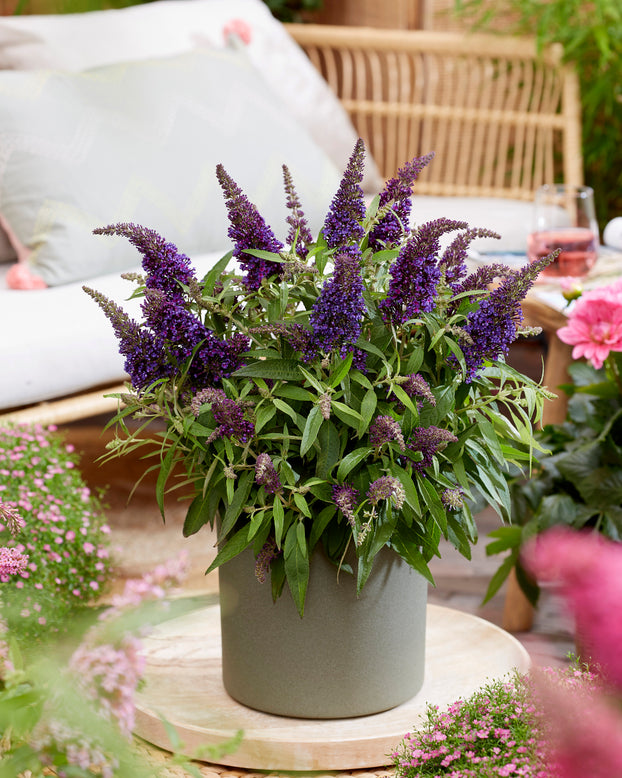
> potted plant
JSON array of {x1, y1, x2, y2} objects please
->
[
  {"x1": 84, "y1": 140, "x2": 552, "y2": 718},
  {"x1": 484, "y1": 279, "x2": 622, "y2": 607}
]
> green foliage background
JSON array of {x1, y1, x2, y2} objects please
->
[{"x1": 454, "y1": 0, "x2": 622, "y2": 231}]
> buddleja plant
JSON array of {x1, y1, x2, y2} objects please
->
[{"x1": 85, "y1": 140, "x2": 551, "y2": 616}]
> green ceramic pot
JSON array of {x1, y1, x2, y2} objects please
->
[{"x1": 218, "y1": 544, "x2": 427, "y2": 718}]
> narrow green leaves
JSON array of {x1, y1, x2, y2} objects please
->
[{"x1": 284, "y1": 522, "x2": 309, "y2": 617}]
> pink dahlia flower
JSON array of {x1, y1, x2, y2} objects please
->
[{"x1": 557, "y1": 279, "x2": 622, "y2": 369}]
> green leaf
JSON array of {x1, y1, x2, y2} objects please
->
[
  {"x1": 273, "y1": 497, "x2": 285, "y2": 547},
  {"x1": 284, "y1": 522, "x2": 310, "y2": 617},
  {"x1": 485, "y1": 526, "x2": 523, "y2": 556},
  {"x1": 273, "y1": 398, "x2": 299, "y2": 423},
  {"x1": 390, "y1": 383, "x2": 419, "y2": 416},
  {"x1": 247, "y1": 509, "x2": 267, "y2": 542},
  {"x1": 297, "y1": 365, "x2": 327, "y2": 394},
  {"x1": 206, "y1": 526, "x2": 252, "y2": 575},
  {"x1": 482, "y1": 551, "x2": 518, "y2": 605},
  {"x1": 337, "y1": 447, "x2": 373, "y2": 481},
  {"x1": 300, "y1": 404, "x2": 323, "y2": 456},
  {"x1": 358, "y1": 387, "x2": 378, "y2": 436},
  {"x1": 389, "y1": 462, "x2": 420, "y2": 515},
  {"x1": 331, "y1": 400, "x2": 363, "y2": 429},
  {"x1": 201, "y1": 250, "x2": 232, "y2": 295},
  {"x1": 391, "y1": 526, "x2": 435, "y2": 584},
  {"x1": 233, "y1": 359, "x2": 303, "y2": 381},
  {"x1": 255, "y1": 404, "x2": 276, "y2": 433},
  {"x1": 317, "y1": 420, "x2": 341, "y2": 480},
  {"x1": 293, "y1": 492, "x2": 312, "y2": 517},
  {"x1": 329, "y1": 352, "x2": 354, "y2": 388},
  {"x1": 273, "y1": 385, "x2": 315, "y2": 402},
  {"x1": 242, "y1": 247, "x2": 286, "y2": 263},
  {"x1": 419, "y1": 476, "x2": 448, "y2": 534},
  {"x1": 218, "y1": 470, "x2": 253, "y2": 541},
  {"x1": 309, "y1": 505, "x2": 336, "y2": 550},
  {"x1": 155, "y1": 445, "x2": 178, "y2": 520},
  {"x1": 183, "y1": 491, "x2": 213, "y2": 537}
]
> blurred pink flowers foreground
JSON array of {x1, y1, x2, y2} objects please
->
[
  {"x1": 557, "y1": 278, "x2": 622, "y2": 369},
  {"x1": 524, "y1": 528, "x2": 622, "y2": 777}
]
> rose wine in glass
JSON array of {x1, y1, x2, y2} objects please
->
[
  {"x1": 527, "y1": 184, "x2": 599, "y2": 278},
  {"x1": 527, "y1": 227, "x2": 597, "y2": 278}
]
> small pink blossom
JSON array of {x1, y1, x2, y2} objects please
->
[
  {"x1": 222, "y1": 18, "x2": 252, "y2": 45},
  {"x1": 557, "y1": 279, "x2": 622, "y2": 368},
  {"x1": 0, "y1": 546, "x2": 29, "y2": 576}
]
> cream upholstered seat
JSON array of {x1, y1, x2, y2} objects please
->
[{"x1": 1, "y1": 23, "x2": 583, "y2": 426}]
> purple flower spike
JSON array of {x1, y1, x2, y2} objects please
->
[
  {"x1": 283, "y1": 164, "x2": 313, "y2": 259},
  {"x1": 255, "y1": 453, "x2": 282, "y2": 494},
  {"x1": 255, "y1": 538, "x2": 281, "y2": 583},
  {"x1": 440, "y1": 226, "x2": 501, "y2": 287},
  {"x1": 407, "y1": 426, "x2": 458, "y2": 473},
  {"x1": 368, "y1": 152, "x2": 435, "y2": 251},
  {"x1": 94, "y1": 223, "x2": 196, "y2": 300},
  {"x1": 379, "y1": 242, "x2": 441, "y2": 324},
  {"x1": 309, "y1": 251, "x2": 366, "y2": 357},
  {"x1": 458, "y1": 254, "x2": 551, "y2": 379},
  {"x1": 322, "y1": 139, "x2": 366, "y2": 249},
  {"x1": 216, "y1": 164, "x2": 284, "y2": 290},
  {"x1": 367, "y1": 476, "x2": 405, "y2": 509},
  {"x1": 83, "y1": 286, "x2": 171, "y2": 390},
  {"x1": 332, "y1": 483, "x2": 359, "y2": 528},
  {"x1": 192, "y1": 388, "x2": 254, "y2": 444},
  {"x1": 369, "y1": 415, "x2": 405, "y2": 451}
]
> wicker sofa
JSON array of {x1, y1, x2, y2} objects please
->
[{"x1": 0, "y1": 2, "x2": 582, "y2": 425}]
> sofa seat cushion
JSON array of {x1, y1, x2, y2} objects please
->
[
  {"x1": 411, "y1": 196, "x2": 534, "y2": 254},
  {"x1": 0, "y1": 251, "x2": 223, "y2": 411}
]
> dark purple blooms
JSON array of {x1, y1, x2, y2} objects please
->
[
  {"x1": 309, "y1": 251, "x2": 366, "y2": 357},
  {"x1": 322, "y1": 139, "x2": 366, "y2": 250},
  {"x1": 332, "y1": 483, "x2": 359, "y2": 528},
  {"x1": 368, "y1": 152, "x2": 435, "y2": 251},
  {"x1": 440, "y1": 226, "x2": 501, "y2": 287},
  {"x1": 283, "y1": 164, "x2": 313, "y2": 260},
  {"x1": 379, "y1": 218, "x2": 469, "y2": 324},
  {"x1": 399, "y1": 374, "x2": 436, "y2": 408},
  {"x1": 255, "y1": 538, "x2": 281, "y2": 583},
  {"x1": 367, "y1": 476, "x2": 405, "y2": 508},
  {"x1": 455, "y1": 255, "x2": 551, "y2": 379},
  {"x1": 190, "y1": 388, "x2": 254, "y2": 443},
  {"x1": 83, "y1": 286, "x2": 171, "y2": 390},
  {"x1": 369, "y1": 415, "x2": 405, "y2": 451},
  {"x1": 407, "y1": 426, "x2": 458, "y2": 473},
  {"x1": 255, "y1": 453, "x2": 282, "y2": 494},
  {"x1": 216, "y1": 164, "x2": 284, "y2": 290},
  {"x1": 90, "y1": 224, "x2": 249, "y2": 391},
  {"x1": 94, "y1": 223, "x2": 196, "y2": 301}
]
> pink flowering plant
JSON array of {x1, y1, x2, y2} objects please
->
[
  {"x1": 0, "y1": 423, "x2": 112, "y2": 638},
  {"x1": 85, "y1": 141, "x2": 552, "y2": 615},
  {"x1": 0, "y1": 554, "x2": 240, "y2": 776},
  {"x1": 484, "y1": 279, "x2": 622, "y2": 605}
]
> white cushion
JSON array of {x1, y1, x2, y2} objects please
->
[
  {"x1": 0, "y1": 252, "x2": 223, "y2": 410},
  {"x1": 412, "y1": 196, "x2": 534, "y2": 254},
  {"x1": 0, "y1": 0, "x2": 382, "y2": 196},
  {"x1": 0, "y1": 46, "x2": 342, "y2": 286}
]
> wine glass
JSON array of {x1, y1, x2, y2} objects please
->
[{"x1": 527, "y1": 184, "x2": 599, "y2": 278}]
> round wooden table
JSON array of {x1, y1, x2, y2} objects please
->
[{"x1": 134, "y1": 602, "x2": 531, "y2": 772}]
